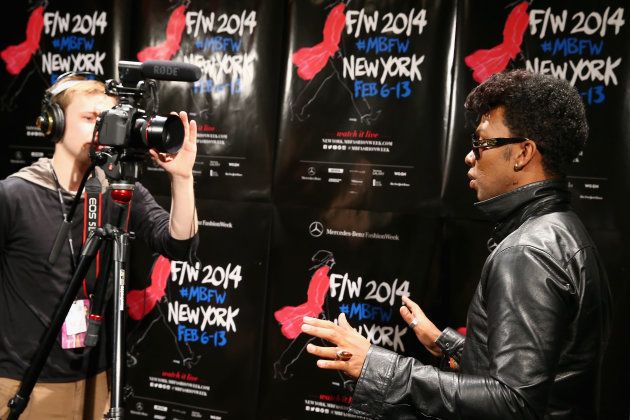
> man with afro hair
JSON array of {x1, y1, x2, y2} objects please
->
[{"x1": 301, "y1": 69, "x2": 612, "y2": 420}]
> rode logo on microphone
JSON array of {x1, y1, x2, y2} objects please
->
[{"x1": 153, "y1": 65, "x2": 179, "y2": 77}]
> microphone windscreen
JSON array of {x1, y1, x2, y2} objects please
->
[{"x1": 140, "y1": 60, "x2": 202, "y2": 82}]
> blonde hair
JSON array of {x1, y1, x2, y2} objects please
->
[{"x1": 48, "y1": 76, "x2": 110, "y2": 111}]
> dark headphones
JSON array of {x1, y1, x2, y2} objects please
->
[{"x1": 36, "y1": 71, "x2": 99, "y2": 143}]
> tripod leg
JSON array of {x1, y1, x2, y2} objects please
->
[
  {"x1": 105, "y1": 231, "x2": 130, "y2": 420},
  {"x1": 85, "y1": 242, "x2": 113, "y2": 348},
  {"x1": 7, "y1": 230, "x2": 106, "y2": 420}
]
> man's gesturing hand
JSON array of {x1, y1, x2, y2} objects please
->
[
  {"x1": 400, "y1": 295, "x2": 442, "y2": 357},
  {"x1": 301, "y1": 313, "x2": 370, "y2": 379}
]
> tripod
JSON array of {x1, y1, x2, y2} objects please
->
[{"x1": 7, "y1": 167, "x2": 137, "y2": 420}]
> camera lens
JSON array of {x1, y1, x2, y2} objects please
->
[{"x1": 142, "y1": 114, "x2": 184, "y2": 154}]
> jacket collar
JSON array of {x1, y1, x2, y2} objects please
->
[
  {"x1": 475, "y1": 179, "x2": 571, "y2": 249},
  {"x1": 8, "y1": 157, "x2": 109, "y2": 195}
]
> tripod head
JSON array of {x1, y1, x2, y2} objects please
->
[{"x1": 89, "y1": 147, "x2": 143, "y2": 185}]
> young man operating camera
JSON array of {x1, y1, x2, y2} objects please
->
[{"x1": 0, "y1": 74, "x2": 198, "y2": 419}]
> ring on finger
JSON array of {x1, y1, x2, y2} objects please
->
[
  {"x1": 408, "y1": 317, "x2": 418, "y2": 329},
  {"x1": 335, "y1": 349, "x2": 353, "y2": 361}
]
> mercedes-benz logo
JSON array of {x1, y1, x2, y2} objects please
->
[
  {"x1": 309, "y1": 221, "x2": 324, "y2": 237},
  {"x1": 307, "y1": 167, "x2": 316, "y2": 176}
]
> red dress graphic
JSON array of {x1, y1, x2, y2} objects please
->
[
  {"x1": 127, "y1": 255, "x2": 171, "y2": 320},
  {"x1": 274, "y1": 265, "x2": 331, "y2": 339},
  {"x1": 464, "y1": 2, "x2": 529, "y2": 83},
  {"x1": 1, "y1": 6, "x2": 44, "y2": 75},
  {"x1": 292, "y1": 3, "x2": 346, "y2": 81},
  {"x1": 137, "y1": 5, "x2": 186, "y2": 62}
]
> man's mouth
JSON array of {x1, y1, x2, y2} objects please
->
[{"x1": 467, "y1": 173, "x2": 476, "y2": 189}]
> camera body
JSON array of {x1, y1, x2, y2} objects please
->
[
  {"x1": 90, "y1": 60, "x2": 200, "y2": 181},
  {"x1": 96, "y1": 103, "x2": 183, "y2": 154},
  {"x1": 97, "y1": 104, "x2": 137, "y2": 148},
  {"x1": 94, "y1": 60, "x2": 190, "y2": 155}
]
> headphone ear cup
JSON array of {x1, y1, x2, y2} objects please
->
[
  {"x1": 36, "y1": 92, "x2": 65, "y2": 143},
  {"x1": 37, "y1": 103, "x2": 64, "y2": 143},
  {"x1": 50, "y1": 103, "x2": 64, "y2": 143}
]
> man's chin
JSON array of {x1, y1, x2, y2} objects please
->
[
  {"x1": 76, "y1": 151, "x2": 92, "y2": 167},
  {"x1": 474, "y1": 189, "x2": 487, "y2": 202},
  {"x1": 81, "y1": 146, "x2": 93, "y2": 159},
  {"x1": 468, "y1": 181, "x2": 482, "y2": 200}
]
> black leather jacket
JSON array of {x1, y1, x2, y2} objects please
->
[{"x1": 349, "y1": 180, "x2": 612, "y2": 419}]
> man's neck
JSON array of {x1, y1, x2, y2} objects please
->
[{"x1": 51, "y1": 153, "x2": 89, "y2": 193}]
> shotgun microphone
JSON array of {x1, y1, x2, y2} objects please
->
[{"x1": 118, "y1": 60, "x2": 202, "y2": 82}]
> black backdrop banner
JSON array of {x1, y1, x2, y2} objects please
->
[
  {"x1": 0, "y1": 1, "x2": 628, "y2": 419},
  {"x1": 0, "y1": 0, "x2": 124, "y2": 176},
  {"x1": 259, "y1": 206, "x2": 441, "y2": 419},
  {"x1": 125, "y1": 198, "x2": 272, "y2": 419},
  {"x1": 520, "y1": 1, "x2": 629, "y2": 232},
  {"x1": 443, "y1": 0, "x2": 630, "y2": 231},
  {"x1": 129, "y1": 0, "x2": 284, "y2": 201},
  {"x1": 273, "y1": 0, "x2": 456, "y2": 212}
]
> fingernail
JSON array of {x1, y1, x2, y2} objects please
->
[
  {"x1": 301, "y1": 324, "x2": 311, "y2": 332},
  {"x1": 306, "y1": 344, "x2": 314, "y2": 352}
]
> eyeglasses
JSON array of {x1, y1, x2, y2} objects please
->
[{"x1": 471, "y1": 134, "x2": 528, "y2": 159}]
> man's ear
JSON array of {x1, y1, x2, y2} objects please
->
[{"x1": 514, "y1": 139, "x2": 539, "y2": 170}]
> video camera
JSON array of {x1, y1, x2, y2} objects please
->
[{"x1": 92, "y1": 60, "x2": 201, "y2": 181}]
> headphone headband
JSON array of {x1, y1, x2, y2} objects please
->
[{"x1": 47, "y1": 71, "x2": 100, "y2": 97}]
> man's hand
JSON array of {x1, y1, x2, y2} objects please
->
[
  {"x1": 400, "y1": 295, "x2": 442, "y2": 357},
  {"x1": 302, "y1": 313, "x2": 370, "y2": 379},
  {"x1": 149, "y1": 111, "x2": 197, "y2": 180},
  {"x1": 149, "y1": 111, "x2": 198, "y2": 240}
]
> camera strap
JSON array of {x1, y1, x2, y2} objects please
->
[
  {"x1": 50, "y1": 165, "x2": 77, "y2": 274},
  {"x1": 83, "y1": 175, "x2": 102, "y2": 297}
]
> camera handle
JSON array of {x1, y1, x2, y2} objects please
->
[{"x1": 7, "y1": 182, "x2": 136, "y2": 420}]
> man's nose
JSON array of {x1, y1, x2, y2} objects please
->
[{"x1": 465, "y1": 150, "x2": 476, "y2": 167}]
